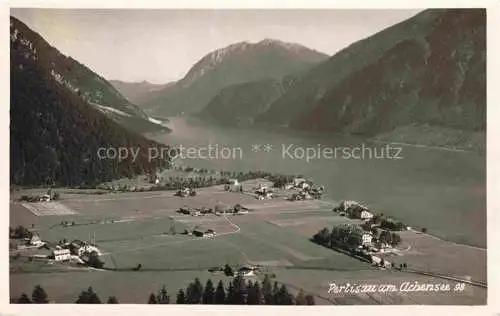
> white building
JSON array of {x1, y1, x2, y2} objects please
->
[
  {"x1": 293, "y1": 178, "x2": 306, "y2": 187},
  {"x1": 29, "y1": 234, "x2": 44, "y2": 247},
  {"x1": 78, "y1": 244, "x2": 101, "y2": 257},
  {"x1": 362, "y1": 233, "x2": 373, "y2": 246},
  {"x1": 371, "y1": 256, "x2": 391, "y2": 268},
  {"x1": 238, "y1": 266, "x2": 256, "y2": 277},
  {"x1": 360, "y1": 210, "x2": 374, "y2": 220},
  {"x1": 41, "y1": 194, "x2": 51, "y2": 202},
  {"x1": 53, "y1": 249, "x2": 71, "y2": 261},
  {"x1": 229, "y1": 179, "x2": 239, "y2": 186}
]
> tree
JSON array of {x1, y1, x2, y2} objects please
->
[
  {"x1": 148, "y1": 293, "x2": 157, "y2": 304},
  {"x1": 13, "y1": 225, "x2": 32, "y2": 239},
  {"x1": 215, "y1": 280, "x2": 226, "y2": 304},
  {"x1": 225, "y1": 282, "x2": 236, "y2": 304},
  {"x1": 295, "y1": 290, "x2": 307, "y2": 305},
  {"x1": 275, "y1": 284, "x2": 294, "y2": 305},
  {"x1": 202, "y1": 279, "x2": 215, "y2": 304},
  {"x1": 156, "y1": 285, "x2": 170, "y2": 304},
  {"x1": 391, "y1": 232, "x2": 402, "y2": 247},
  {"x1": 85, "y1": 251, "x2": 104, "y2": 269},
  {"x1": 223, "y1": 264, "x2": 234, "y2": 277},
  {"x1": 262, "y1": 275, "x2": 273, "y2": 305},
  {"x1": 403, "y1": 262, "x2": 408, "y2": 269},
  {"x1": 186, "y1": 278, "x2": 203, "y2": 304},
  {"x1": 271, "y1": 281, "x2": 280, "y2": 304},
  {"x1": 176, "y1": 289, "x2": 186, "y2": 304},
  {"x1": 231, "y1": 275, "x2": 247, "y2": 304},
  {"x1": 421, "y1": 227, "x2": 428, "y2": 233},
  {"x1": 305, "y1": 294, "x2": 316, "y2": 305},
  {"x1": 76, "y1": 287, "x2": 101, "y2": 304},
  {"x1": 246, "y1": 281, "x2": 262, "y2": 305},
  {"x1": 17, "y1": 293, "x2": 32, "y2": 303},
  {"x1": 32, "y1": 285, "x2": 48, "y2": 303},
  {"x1": 312, "y1": 227, "x2": 330, "y2": 245},
  {"x1": 107, "y1": 296, "x2": 119, "y2": 304}
]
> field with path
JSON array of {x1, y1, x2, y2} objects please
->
[{"x1": 9, "y1": 180, "x2": 487, "y2": 304}]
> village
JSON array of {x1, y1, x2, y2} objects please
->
[
  {"x1": 316, "y1": 199, "x2": 411, "y2": 269},
  {"x1": 9, "y1": 172, "x2": 486, "y2": 304},
  {"x1": 9, "y1": 175, "x2": 327, "y2": 271}
]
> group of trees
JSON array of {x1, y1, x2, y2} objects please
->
[
  {"x1": 14, "y1": 285, "x2": 115, "y2": 304},
  {"x1": 10, "y1": 19, "x2": 170, "y2": 187},
  {"x1": 312, "y1": 224, "x2": 364, "y2": 250},
  {"x1": 312, "y1": 224, "x2": 403, "y2": 250},
  {"x1": 13, "y1": 276, "x2": 316, "y2": 305},
  {"x1": 150, "y1": 276, "x2": 315, "y2": 305},
  {"x1": 379, "y1": 218, "x2": 406, "y2": 231},
  {"x1": 82, "y1": 251, "x2": 105, "y2": 269},
  {"x1": 9, "y1": 225, "x2": 33, "y2": 240},
  {"x1": 15, "y1": 285, "x2": 49, "y2": 303},
  {"x1": 378, "y1": 230, "x2": 402, "y2": 247}
]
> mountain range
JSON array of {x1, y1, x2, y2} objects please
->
[
  {"x1": 193, "y1": 9, "x2": 486, "y2": 151},
  {"x1": 258, "y1": 9, "x2": 486, "y2": 136},
  {"x1": 10, "y1": 17, "x2": 169, "y2": 186},
  {"x1": 10, "y1": 17, "x2": 168, "y2": 135},
  {"x1": 10, "y1": 8, "x2": 486, "y2": 187},
  {"x1": 140, "y1": 39, "x2": 329, "y2": 116}
]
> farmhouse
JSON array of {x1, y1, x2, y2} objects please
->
[
  {"x1": 255, "y1": 187, "x2": 273, "y2": 199},
  {"x1": 41, "y1": 194, "x2": 51, "y2": 202},
  {"x1": 233, "y1": 204, "x2": 250, "y2": 214},
  {"x1": 193, "y1": 229, "x2": 216, "y2": 238},
  {"x1": 237, "y1": 266, "x2": 256, "y2": 277},
  {"x1": 362, "y1": 233, "x2": 373, "y2": 246},
  {"x1": 149, "y1": 173, "x2": 160, "y2": 184},
  {"x1": 52, "y1": 249, "x2": 71, "y2": 262},
  {"x1": 293, "y1": 178, "x2": 306, "y2": 187},
  {"x1": 371, "y1": 255, "x2": 392, "y2": 268},
  {"x1": 360, "y1": 210, "x2": 374, "y2": 220},
  {"x1": 29, "y1": 234, "x2": 44, "y2": 247},
  {"x1": 178, "y1": 206, "x2": 191, "y2": 214},
  {"x1": 190, "y1": 210, "x2": 202, "y2": 216}
]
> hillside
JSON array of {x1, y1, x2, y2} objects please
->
[
  {"x1": 142, "y1": 39, "x2": 329, "y2": 116},
  {"x1": 10, "y1": 19, "x2": 170, "y2": 186},
  {"x1": 257, "y1": 9, "x2": 486, "y2": 149},
  {"x1": 198, "y1": 74, "x2": 299, "y2": 126},
  {"x1": 109, "y1": 80, "x2": 175, "y2": 105},
  {"x1": 10, "y1": 17, "x2": 166, "y2": 134}
]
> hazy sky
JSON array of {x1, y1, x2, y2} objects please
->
[{"x1": 11, "y1": 9, "x2": 422, "y2": 84}]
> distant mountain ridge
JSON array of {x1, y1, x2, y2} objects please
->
[
  {"x1": 142, "y1": 39, "x2": 329, "y2": 115},
  {"x1": 109, "y1": 80, "x2": 175, "y2": 105},
  {"x1": 254, "y1": 9, "x2": 485, "y2": 149},
  {"x1": 10, "y1": 17, "x2": 166, "y2": 134},
  {"x1": 198, "y1": 73, "x2": 299, "y2": 127}
]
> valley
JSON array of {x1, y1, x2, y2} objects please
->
[{"x1": 8, "y1": 8, "x2": 487, "y2": 306}]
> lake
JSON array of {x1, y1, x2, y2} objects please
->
[{"x1": 149, "y1": 117, "x2": 486, "y2": 248}]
